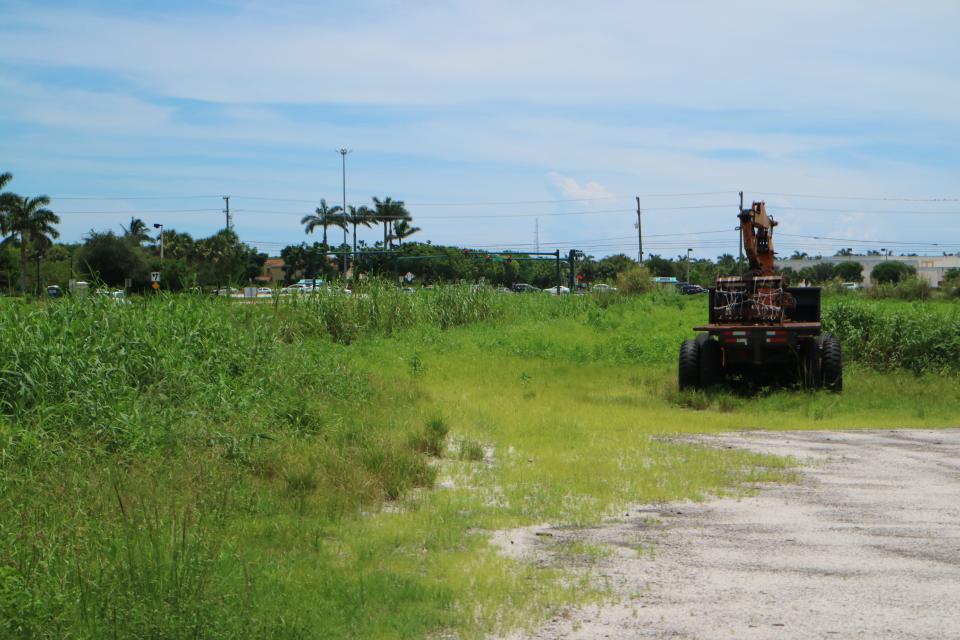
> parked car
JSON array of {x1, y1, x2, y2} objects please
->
[
  {"x1": 592, "y1": 284, "x2": 618, "y2": 293},
  {"x1": 543, "y1": 285, "x2": 570, "y2": 295},
  {"x1": 95, "y1": 289, "x2": 131, "y2": 304},
  {"x1": 676, "y1": 282, "x2": 707, "y2": 295},
  {"x1": 257, "y1": 287, "x2": 274, "y2": 296},
  {"x1": 495, "y1": 287, "x2": 514, "y2": 294},
  {"x1": 512, "y1": 283, "x2": 541, "y2": 293}
]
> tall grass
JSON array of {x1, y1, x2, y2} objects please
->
[{"x1": 824, "y1": 298, "x2": 960, "y2": 373}]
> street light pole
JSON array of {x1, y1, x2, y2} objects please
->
[
  {"x1": 154, "y1": 223, "x2": 164, "y2": 265},
  {"x1": 337, "y1": 148, "x2": 352, "y2": 276}
]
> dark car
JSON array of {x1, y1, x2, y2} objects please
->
[
  {"x1": 677, "y1": 283, "x2": 707, "y2": 295},
  {"x1": 512, "y1": 283, "x2": 541, "y2": 293}
]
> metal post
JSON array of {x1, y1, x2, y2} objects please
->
[
  {"x1": 555, "y1": 250, "x2": 561, "y2": 291},
  {"x1": 337, "y1": 148, "x2": 352, "y2": 276},
  {"x1": 635, "y1": 196, "x2": 643, "y2": 264},
  {"x1": 153, "y1": 223, "x2": 164, "y2": 267}
]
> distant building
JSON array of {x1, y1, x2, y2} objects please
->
[
  {"x1": 256, "y1": 258, "x2": 285, "y2": 283},
  {"x1": 776, "y1": 255, "x2": 960, "y2": 287}
]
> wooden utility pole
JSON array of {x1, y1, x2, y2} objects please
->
[
  {"x1": 223, "y1": 195, "x2": 232, "y2": 230},
  {"x1": 635, "y1": 196, "x2": 643, "y2": 264},
  {"x1": 737, "y1": 191, "x2": 744, "y2": 275}
]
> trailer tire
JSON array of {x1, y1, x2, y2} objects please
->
[
  {"x1": 679, "y1": 339, "x2": 700, "y2": 390},
  {"x1": 820, "y1": 334, "x2": 843, "y2": 393},
  {"x1": 801, "y1": 339, "x2": 821, "y2": 389},
  {"x1": 697, "y1": 335, "x2": 722, "y2": 388}
]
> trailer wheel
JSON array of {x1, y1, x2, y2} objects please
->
[
  {"x1": 801, "y1": 339, "x2": 821, "y2": 389},
  {"x1": 697, "y1": 335, "x2": 722, "y2": 388},
  {"x1": 820, "y1": 334, "x2": 843, "y2": 392},
  {"x1": 678, "y1": 339, "x2": 700, "y2": 390}
]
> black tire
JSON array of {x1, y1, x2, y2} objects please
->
[
  {"x1": 820, "y1": 333, "x2": 843, "y2": 392},
  {"x1": 697, "y1": 334, "x2": 722, "y2": 388},
  {"x1": 800, "y1": 338, "x2": 821, "y2": 389},
  {"x1": 679, "y1": 339, "x2": 700, "y2": 390}
]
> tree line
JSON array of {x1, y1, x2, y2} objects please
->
[{"x1": 0, "y1": 169, "x2": 939, "y2": 293}]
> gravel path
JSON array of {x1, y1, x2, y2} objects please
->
[{"x1": 496, "y1": 429, "x2": 960, "y2": 639}]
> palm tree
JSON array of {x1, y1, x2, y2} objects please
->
[
  {"x1": 345, "y1": 205, "x2": 375, "y2": 253},
  {"x1": 389, "y1": 219, "x2": 421, "y2": 247},
  {"x1": 301, "y1": 199, "x2": 345, "y2": 247},
  {"x1": 0, "y1": 172, "x2": 13, "y2": 226},
  {"x1": 121, "y1": 216, "x2": 152, "y2": 245},
  {"x1": 372, "y1": 196, "x2": 410, "y2": 249},
  {"x1": 1, "y1": 195, "x2": 60, "y2": 291}
]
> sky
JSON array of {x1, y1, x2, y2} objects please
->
[{"x1": 1, "y1": 0, "x2": 959, "y2": 259}]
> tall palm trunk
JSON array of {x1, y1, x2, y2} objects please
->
[
  {"x1": 322, "y1": 224, "x2": 328, "y2": 247},
  {"x1": 352, "y1": 223, "x2": 358, "y2": 253},
  {"x1": 383, "y1": 222, "x2": 389, "y2": 249}
]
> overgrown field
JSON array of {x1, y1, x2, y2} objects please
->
[{"x1": 1, "y1": 288, "x2": 958, "y2": 638}]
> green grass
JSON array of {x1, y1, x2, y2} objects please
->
[{"x1": 1, "y1": 288, "x2": 958, "y2": 638}]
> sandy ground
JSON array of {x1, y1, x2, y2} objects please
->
[{"x1": 494, "y1": 429, "x2": 960, "y2": 639}]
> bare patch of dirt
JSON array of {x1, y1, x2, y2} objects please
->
[{"x1": 496, "y1": 429, "x2": 960, "y2": 639}]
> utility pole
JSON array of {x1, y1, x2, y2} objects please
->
[
  {"x1": 686, "y1": 248, "x2": 692, "y2": 282},
  {"x1": 337, "y1": 148, "x2": 352, "y2": 275},
  {"x1": 223, "y1": 196, "x2": 231, "y2": 230},
  {"x1": 738, "y1": 191, "x2": 744, "y2": 275},
  {"x1": 635, "y1": 196, "x2": 643, "y2": 264}
]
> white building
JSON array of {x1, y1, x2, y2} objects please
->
[{"x1": 775, "y1": 255, "x2": 960, "y2": 287}]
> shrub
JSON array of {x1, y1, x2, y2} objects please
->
[
  {"x1": 616, "y1": 265, "x2": 653, "y2": 295},
  {"x1": 824, "y1": 298, "x2": 960, "y2": 373},
  {"x1": 871, "y1": 261, "x2": 916, "y2": 284},
  {"x1": 865, "y1": 276, "x2": 932, "y2": 300}
]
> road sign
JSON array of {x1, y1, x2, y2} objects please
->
[
  {"x1": 150, "y1": 271, "x2": 161, "y2": 283},
  {"x1": 151, "y1": 281, "x2": 160, "y2": 290}
]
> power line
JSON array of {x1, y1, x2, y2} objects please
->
[
  {"x1": 751, "y1": 191, "x2": 959, "y2": 203},
  {"x1": 50, "y1": 195, "x2": 221, "y2": 201},
  {"x1": 55, "y1": 208, "x2": 223, "y2": 214},
  {"x1": 233, "y1": 203, "x2": 731, "y2": 219}
]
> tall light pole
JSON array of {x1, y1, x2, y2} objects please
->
[
  {"x1": 337, "y1": 148, "x2": 352, "y2": 275},
  {"x1": 154, "y1": 223, "x2": 164, "y2": 264},
  {"x1": 686, "y1": 248, "x2": 692, "y2": 282}
]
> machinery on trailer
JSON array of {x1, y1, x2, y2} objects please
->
[{"x1": 678, "y1": 200, "x2": 842, "y2": 391}]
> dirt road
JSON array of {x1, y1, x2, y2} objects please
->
[{"x1": 498, "y1": 429, "x2": 960, "y2": 639}]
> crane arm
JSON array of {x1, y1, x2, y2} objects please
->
[{"x1": 739, "y1": 201, "x2": 777, "y2": 276}]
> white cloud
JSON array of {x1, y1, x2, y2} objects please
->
[{"x1": 548, "y1": 173, "x2": 614, "y2": 201}]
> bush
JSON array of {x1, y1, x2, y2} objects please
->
[
  {"x1": 824, "y1": 298, "x2": 960, "y2": 373},
  {"x1": 866, "y1": 276, "x2": 932, "y2": 300},
  {"x1": 616, "y1": 265, "x2": 653, "y2": 295},
  {"x1": 871, "y1": 261, "x2": 916, "y2": 284}
]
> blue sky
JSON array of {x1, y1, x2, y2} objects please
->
[{"x1": 2, "y1": 0, "x2": 959, "y2": 258}]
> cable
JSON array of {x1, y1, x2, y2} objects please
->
[
  {"x1": 50, "y1": 195, "x2": 221, "y2": 201},
  {"x1": 56, "y1": 208, "x2": 223, "y2": 214},
  {"x1": 750, "y1": 191, "x2": 959, "y2": 203},
  {"x1": 234, "y1": 203, "x2": 731, "y2": 219}
]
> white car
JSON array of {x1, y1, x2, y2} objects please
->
[
  {"x1": 543, "y1": 285, "x2": 570, "y2": 295},
  {"x1": 257, "y1": 287, "x2": 274, "y2": 296},
  {"x1": 592, "y1": 284, "x2": 618, "y2": 293}
]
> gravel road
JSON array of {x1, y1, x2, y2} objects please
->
[{"x1": 496, "y1": 429, "x2": 960, "y2": 639}]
